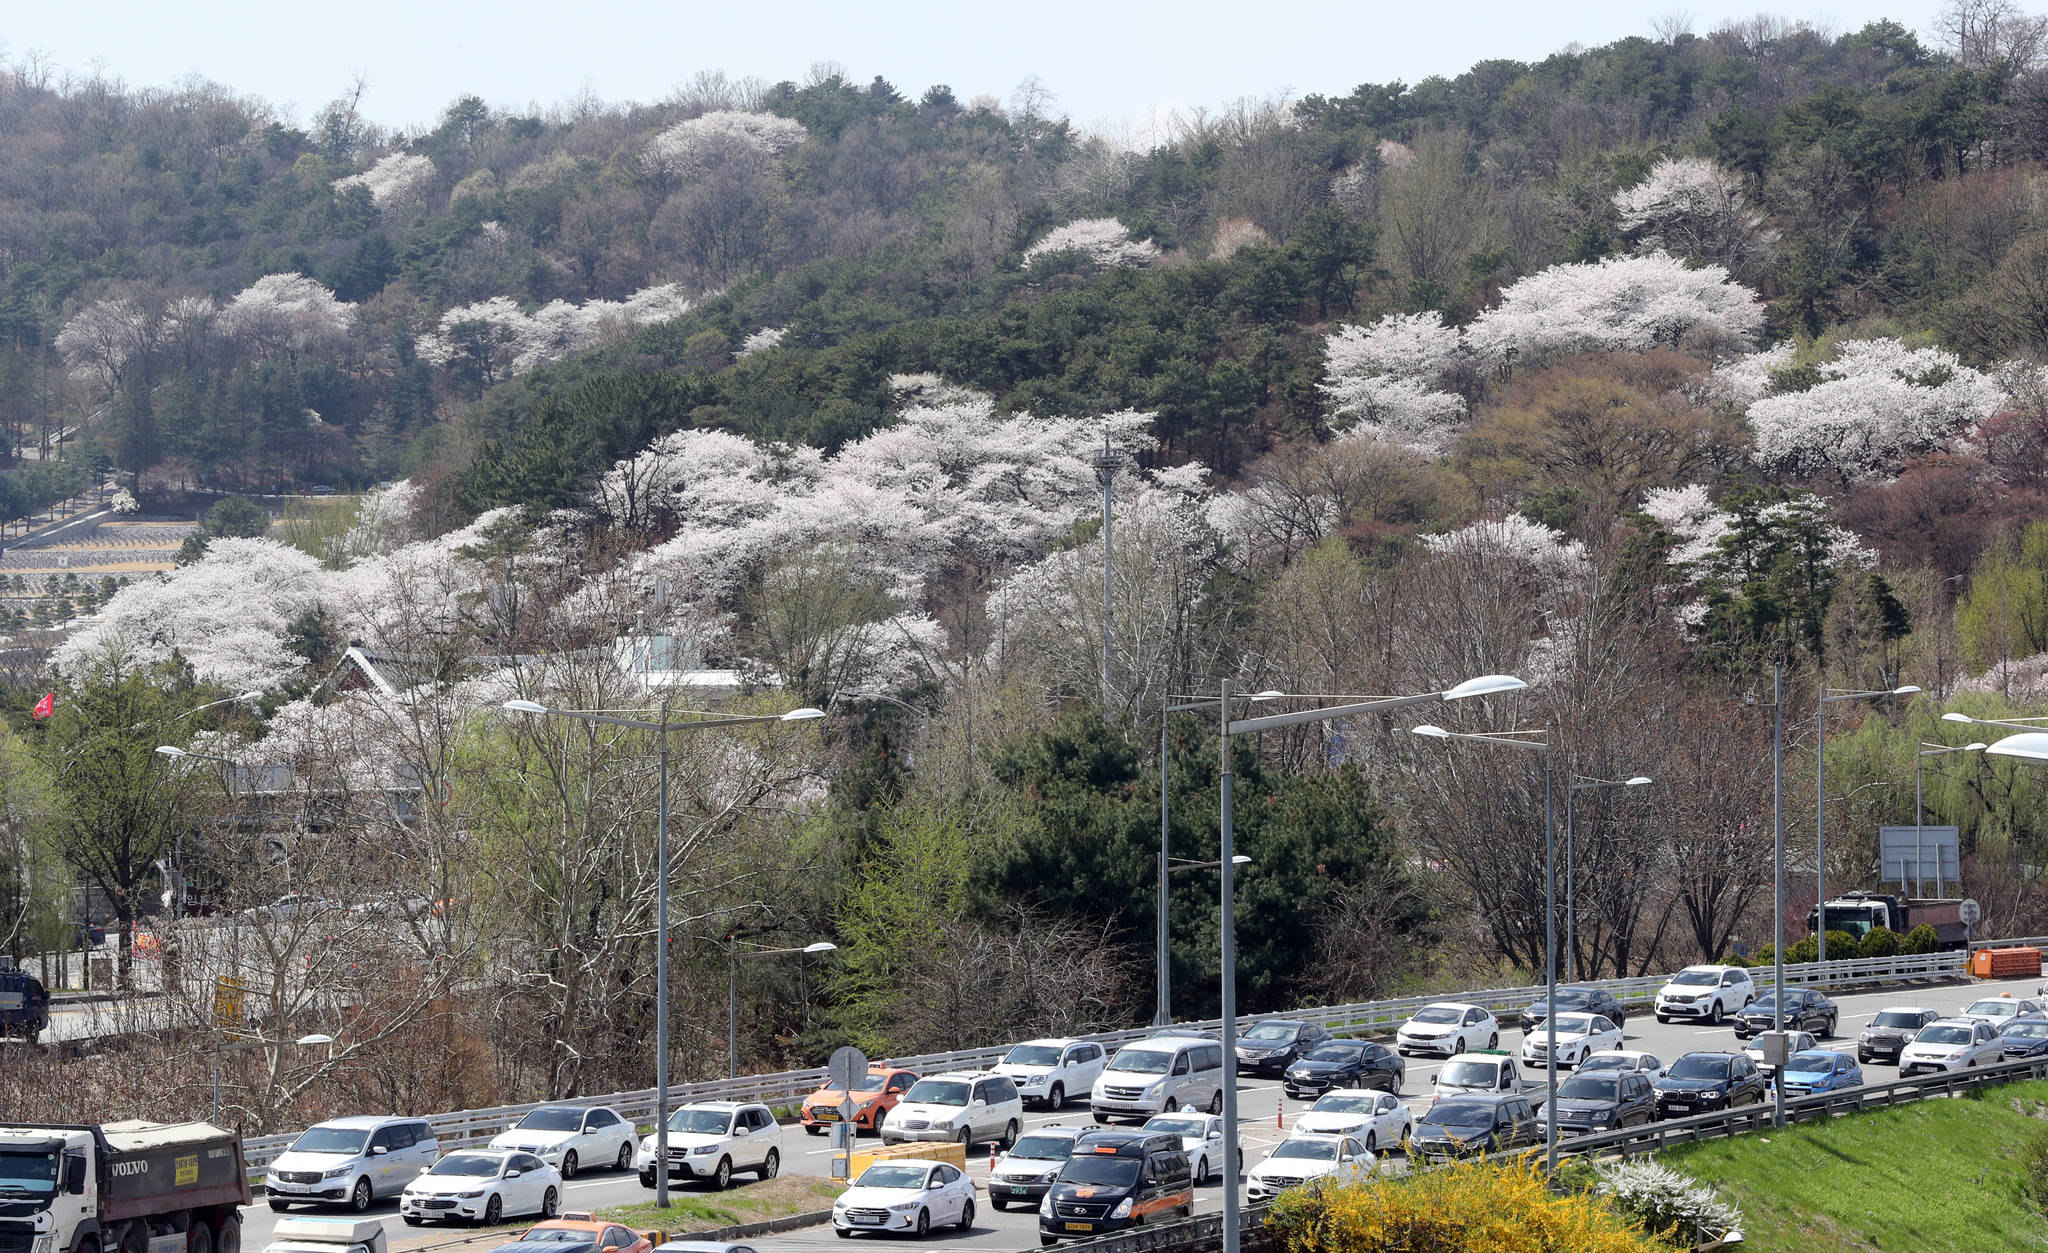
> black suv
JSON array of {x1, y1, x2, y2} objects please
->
[
  {"x1": 1732, "y1": 988, "x2": 1838, "y2": 1040},
  {"x1": 1234, "y1": 1020, "x2": 1332, "y2": 1076},
  {"x1": 1408, "y1": 1093, "x2": 1541, "y2": 1161},
  {"x1": 1518, "y1": 986, "x2": 1629, "y2": 1034},
  {"x1": 1039, "y1": 1130, "x2": 1192, "y2": 1245},
  {"x1": 0, "y1": 970, "x2": 49, "y2": 1042},
  {"x1": 1653, "y1": 1051, "x2": 1768, "y2": 1119},
  {"x1": 1283, "y1": 1039, "x2": 1403, "y2": 1099},
  {"x1": 1538, "y1": 1068, "x2": 1657, "y2": 1136}
]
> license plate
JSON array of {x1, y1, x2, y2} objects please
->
[
  {"x1": 1008, "y1": 1186, "x2": 1030, "y2": 1195},
  {"x1": 1065, "y1": 1223, "x2": 1093, "y2": 1232},
  {"x1": 815, "y1": 1110, "x2": 840, "y2": 1121},
  {"x1": 852, "y1": 1217, "x2": 883, "y2": 1226}
]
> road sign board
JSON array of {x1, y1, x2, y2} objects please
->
[
  {"x1": 838, "y1": 1096, "x2": 857, "y2": 1121},
  {"x1": 829, "y1": 1045, "x2": 869, "y2": 1093},
  {"x1": 1960, "y1": 898, "x2": 1983, "y2": 927},
  {"x1": 213, "y1": 975, "x2": 247, "y2": 1035}
]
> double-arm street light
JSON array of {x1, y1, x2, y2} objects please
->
[
  {"x1": 1408, "y1": 720, "x2": 1560, "y2": 1169},
  {"x1": 728, "y1": 939, "x2": 836, "y2": 1078},
  {"x1": 1204, "y1": 673, "x2": 1525, "y2": 1253},
  {"x1": 502, "y1": 697, "x2": 824, "y2": 1207},
  {"x1": 1562, "y1": 775, "x2": 1651, "y2": 981},
  {"x1": 1816, "y1": 685, "x2": 1919, "y2": 962}
]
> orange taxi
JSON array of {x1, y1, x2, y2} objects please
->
[
  {"x1": 799, "y1": 1065, "x2": 919, "y2": 1136},
  {"x1": 514, "y1": 1214, "x2": 652, "y2": 1253}
]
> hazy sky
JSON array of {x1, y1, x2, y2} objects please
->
[{"x1": 6, "y1": 0, "x2": 1942, "y2": 135}]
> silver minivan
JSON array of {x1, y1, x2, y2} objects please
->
[
  {"x1": 1090, "y1": 1035, "x2": 1225, "y2": 1123},
  {"x1": 265, "y1": 1116, "x2": 439, "y2": 1212}
]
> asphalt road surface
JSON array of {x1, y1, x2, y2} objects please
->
[{"x1": 227, "y1": 969, "x2": 2045, "y2": 1253}]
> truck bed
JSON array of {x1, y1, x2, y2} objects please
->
[{"x1": 99, "y1": 1121, "x2": 251, "y2": 1220}]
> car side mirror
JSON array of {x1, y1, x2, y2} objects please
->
[
  {"x1": 417, "y1": 1166, "x2": 431, "y2": 1174},
  {"x1": 63, "y1": 1158, "x2": 86, "y2": 1194},
  {"x1": 735, "y1": 1126, "x2": 750, "y2": 1137},
  {"x1": 506, "y1": 1169, "x2": 522, "y2": 1179},
  {"x1": 371, "y1": 1146, "x2": 388, "y2": 1156},
  {"x1": 1429, "y1": 1075, "x2": 1437, "y2": 1085},
  {"x1": 927, "y1": 1180, "x2": 945, "y2": 1190},
  {"x1": 972, "y1": 1099, "x2": 986, "y2": 1108}
]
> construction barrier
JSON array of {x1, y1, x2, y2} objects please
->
[
  {"x1": 1972, "y1": 947, "x2": 2043, "y2": 979},
  {"x1": 847, "y1": 1139, "x2": 967, "y2": 1179}
]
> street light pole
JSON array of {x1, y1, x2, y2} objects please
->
[
  {"x1": 1772, "y1": 662, "x2": 1785, "y2": 1130},
  {"x1": 1096, "y1": 435, "x2": 1116, "y2": 712},
  {"x1": 503, "y1": 698, "x2": 825, "y2": 1209},
  {"x1": 1157, "y1": 713, "x2": 1171, "y2": 1027},
  {"x1": 1815, "y1": 684, "x2": 1918, "y2": 963},
  {"x1": 1562, "y1": 775, "x2": 1651, "y2": 981}
]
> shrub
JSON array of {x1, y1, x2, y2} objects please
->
[
  {"x1": 1902, "y1": 923, "x2": 1941, "y2": 955},
  {"x1": 1823, "y1": 929, "x2": 1860, "y2": 958},
  {"x1": 1268, "y1": 1154, "x2": 1664, "y2": 1253},
  {"x1": 1787, "y1": 936, "x2": 1819, "y2": 963},
  {"x1": 1858, "y1": 926, "x2": 1901, "y2": 958},
  {"x1": 1599, "y1": 1161, "x2": 1744, "y2": 1247}
]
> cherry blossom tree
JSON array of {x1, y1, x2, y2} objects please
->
[
  {"x1": 1467, "y1": 252, "x2": 1764, "y2": 366},
  {"x1": 334, "y1": 151, "x2": 436, "y2": 211},
  {"x1": 54, "y1": 294, "x2": 157, "y2": 388},
  {"x1": 1021, "y1": 218, "x2": 1161, "y2": 269},
  {"x1": 1746, "y1": 339, "x2": 2004, "y2": 483},
  {"x1": 1318, "y1": 311, "x2": 1469, "y2": 453},
  {"x1": 416, "y1": 286, "x2": 696, "y2": 383},
  {"x1": 1419, "y1": 514, "x2": 1589, "y2": 609},
  {"x1": 1701, "y1": 342, "x2": 1797, "y2": 409},
  {"x1": 738, "y1": 326, "x2": 787, "y2": 356},
  {"x1": 1612, "y1": 157, "x2": 1778, "y2": 279},
  {"x1": 641, "y1": 110, "x2": 808, "y2": 178},
  {"x1": 218, "y1": 274, "x2": 355, "y2": 364}
]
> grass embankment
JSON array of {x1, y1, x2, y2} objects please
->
[
  {"x1": 1661, "y1": 1079, "x2": 2048, "y2": 1251},
  {"x1": 597, "y1": 1177, "x2": 842, "y2": 1231}
]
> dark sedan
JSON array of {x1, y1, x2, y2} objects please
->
[
  {"x1": 1234, "y1": 1019, "x2": 1332, "y2": 1075},
  {"x1": 1536, "y1": 1069, "x2": 1657, "y2": 1136},
  {"x1": 1856, "y1": 1007, "x2": 1941, "y2": 1065},
  {"x1": 1408, "y1": 1093, "x2": 1541, "y2": 1161},
  {"x1": 1282, "y1": 1039, "x2": 1404, "y2": 1099},
  {"x1": 2001, "y1": 1017, "x2": 2048, "y2": 1060},
  {"x1": 1517, "y1": 986, "x2": 1629, "y2": 1034},
  {"x1": 1732, "y1": 988, "x2": 1837, "y2": 1040},
  {"x1": 1652, "y1": 1051, "x2": 1768, "y2": 1120}
]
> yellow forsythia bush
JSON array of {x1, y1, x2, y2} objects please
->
[{"x1": 1265, "y1": 1154, "x2": 1661, "y2": 1253}]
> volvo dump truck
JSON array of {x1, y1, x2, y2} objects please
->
[
  {"x1": 1806, "y1": 891, "x2": 1975, "y2": 950},
  {"x1": 0, "y1": 1121, "x2": 250, "y2": 1253}
]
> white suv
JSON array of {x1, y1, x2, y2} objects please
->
[
  {"x1": 1654, "y1": 965, "x2": 1756, "y2": 1025},
  {"x1": 635, "y1": 1101, "x2": 779, "y2": 1191},
  {"x1": 993, "y1": 1038, "x2": 1107, "y2": 1110},
  {"x1": 881, "y1": 1072, "x2": 1023, "y2": 1147}
]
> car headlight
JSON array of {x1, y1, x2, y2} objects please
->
[
  {"x1": 32, "y1": 1237, "x2": 52, "y2": 1253},
  {"x1": 1699, "y1": 1091, "x2": 1726, "y2": 1103},
  {"x1": 1110, "y1": 1198, "x2": 1134, "y2": 1219},
  {"x1": 1037, "y1": 1170, "x2": 1058, "y2": 1183},
  {"x1": 1040, "y1": 1195, "x2": 1055, "y2": 1217},
  {"x1": 691, "y1": 1144, "x2": 718, "y2": 1154},
  {"x1": 323, "y1": 1166, "x2": 353, "y2": 1179},
  {"x1": 641, "y1": 1136, "x2": 655, "y2": 1151},
  {"x1": 455, "y1": 1190, "x2": 487, "y2": 1199},
  {"x1": 1146, "y1": 1081, "x2": 1167, "y2": 1095},
  {"x1": 890, "y1": 1201, "x2": 922, "y2": 1212}
]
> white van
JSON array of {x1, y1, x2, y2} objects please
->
[
  {"x1": 265, "y1": 1116, "x2": 440, "y2": 1212},
  {"x1": 1090, "y1": 1035, "x2": 1225, "y2": 1123},
  {"x1": 1430, "y1": 1051, "x2": 1523, "y2": 1103}
]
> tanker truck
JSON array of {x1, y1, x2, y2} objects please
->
[{"x1": 0, "y1": 1121, "x2": 250, "y2": 1253}]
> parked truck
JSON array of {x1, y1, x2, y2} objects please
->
[
  {"x1": 0, "y1": 1121, "x2": 250, "y2": 1253},
  {"x1": 1805, "y1": 891, "x2": 1976, "y2": 950}
]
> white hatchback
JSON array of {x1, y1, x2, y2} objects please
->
[
  {"x1": 1289, "y1": 1089, "x2": 1412, "y2": 1154},
  {"x1": 833, "y1": 1159, "x2": 977, "y2": 1238},
  {"x1": 1900, "y1": 1017, "x2": 2006, "y2": 1076},
  {"x1": 993, "y1": 1039, "x2": 1107, "y2": 1111},
  {"x1": 1520, "y1": 1013, "x2": 1624, "y2": 1069},
  {"x1": 399, "y1": 1149, "x2": 559, "y2": 1226},
  {"x1": 1395, "y1": 1004, "x2": 1499, "y2": 1057}
]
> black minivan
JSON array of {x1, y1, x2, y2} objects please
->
[
  {"x1": 0, "y1": 970, "x2": 49, "y2": 1042},
  {"x1": 1038, "y1": 1129, "x2": 1193, "y2": 1246}
]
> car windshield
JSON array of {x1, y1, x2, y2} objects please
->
[
  {"x1": 1439, "y1": 1060, "x2": 1499, "y2": 1087},
  {"x1": 1009, "y1": 1135, "x2": 1075, "y2": 1161},
  {"x1": 2008, "y1": 1022, "x2": 2048, "y2": 1038},
  {"x1": 1146, "y1": 1117, "x2": 1207, "y2": 1138},
  {"x1": 430, "y1": 1154, "x2": 503, "y2": 1177},
  {"x1": 1420, "y1": 1104, "x2": 1494, "y2": 1129},
  {"x1": 0, "y1": 1149, "x2": 58, "y2": 1195},
  {"x1": 1670, "y1": 971, "x2": 1718, "y2": 987},
  {"x1": 1967, "y1": 1001, "x2": 2019, "y2": 1017},
  {"x1": 517, "y1": 1232, "x2": 594, "y2": 1244},
  {"x1": 1306, "y1": 1042, "x2": 1365, "y2": 1061},
  {"x1": 904, "y1": 1080, "x2": 970, "y2": 1105},
  {"x1": 1786, "y1": 1052, "x2": 1839, "y2": 1072},
  {"x1": 1747, "y1": 993, "x2": 1780, "y2": 1011},
  {"x1": 1310, "y1": 1094, "x2": 1376, "y2": 1115},
  {"x1": 1669, "y1": 1056, "x2": 1732, "y2": 1081},
  {"x1": 667, "y1": 1109, "x2": 734, "y2": 1134},
  {"x1": 1873, "y1": 1012, "x2": 1928, "y2": 1029},
  {"x1": 855, "y1": 1164, "x2": 930, "y2": 1190},
  {"x1": 1272, "y1": 1140, "x2": 1339, "y2": 1161},
  {"x1": 1004, "y1": 1045, "x2": 1064, "y2": 1067},
  {"x1": 1059, "y1": 1157, "x2": 1141, "y2": 1188},
  {"x1": 1243, "y1": 1023, "x2": 1298, "y2": 1041},
  {"x1": 1110, "y1": 1049, "x2": 1172, "y2": 1075},
  {"x1": 1544, "y1": 990, "x2": 1594, "y2": 1008},
  {"x1": 516, "y1": 1109, "x2": 584, "y2": 1132},
  {"x1": 1919, "y1": 1025, "x2": 1973, "y2": 1045},
  {"x1": 290, "y1": 1126, "x2": 368, "y2": 1155},
  {"x1": 849, "y1": 1072, "x2": 889, "y2": 1093},
  {"x1": 1412, "y1": 1007, "x2": 1462, "y2": 1024},
  {"x1": 1556, "y1": 1077, "x2": 1617, "y2": 1102},
  {"x1": 1578, "y1": 1056, "x2": 1631, "y2": 1073}
]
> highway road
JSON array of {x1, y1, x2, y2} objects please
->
[{"x1": 227, "y1": 969, "x2": 2047, "y2": 1253}]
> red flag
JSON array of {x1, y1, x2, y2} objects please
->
[{"x1": 30, "y1": 691, "x2": 53, "y2": 720}]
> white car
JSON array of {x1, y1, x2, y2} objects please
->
[
  {"x1": 1654, "y1": 965, "x2": 1756, "y2": 1025},
  {"x1": 1959, "y1": 995, "x2": 2046, "y2": 1027},
  {"x1": 1289, "y1": 1088, "x2": 1412, "y2": 1154},
  {"x1": 399, "y1": 1149, "x2": 559, "y2": 1226},
  {"x1": 1395, "y1": 1003, "x2": 1499, "y2": 1057},
  {"x1": 1578, "y1": 1050, "x2": 1665, "y2": 1079},
  {"x1": 265, "y1": 1116, "x2": 439, "y2": 1212},
  {"x1": 1900, "y1": 1017, "x2": 2007, "y2": 1076},
  {"x1": 1431, "y1": 1051, "x2": 1522, "y2": 1102},
  {"x1": 1140, "y1": 1112, "x2": 1243, "y2": 1186},
  {"x1": 990, "y1": 1126, "x2": 1085, "y2": 1210},
  {"x1": 993, "y1": 1038, "x2": 1108, "y2": 1111},
  {"x1": 1244, "y1": 1134, "x2": 1376, "y2": 1202},
  {"x1": 882, "y1": 1072, "x2": 1023, "y2": 1148},
  {"x1": 832, "y1": 1158, "x2": 977, "y2": 1238},
  {"x1": 1743, "y1": 1030, "x2": 1817, "y2": 1078},
  {"x1": 1520, "y1": 1013, "x2": 1624, "y2": 1070},
  {"x1": 489, "y1": 1105, "x2": 637, "y2": 1179},
  {"x1": 635, "y1": 1102, "x2": 780, "y2": 1191}
]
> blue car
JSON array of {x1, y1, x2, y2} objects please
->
[
  {"x1": 1999, "y1": 1016, "x2": 2048, "y2": 1060},
  {"x1": 1775, "y1": 1050, "x2": 1863, "y2": 1097}
]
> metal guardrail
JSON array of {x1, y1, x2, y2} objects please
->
[{"x1": 237, "y1": 938, "x2": 2009, "y2": 1170}]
